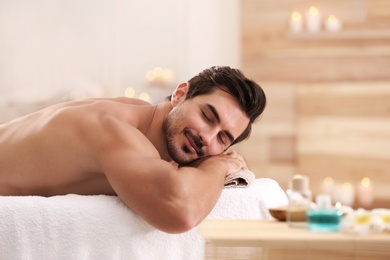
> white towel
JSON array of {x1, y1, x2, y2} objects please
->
[
  {"x1": 224, "y1": 169, "x2": 255, "y2": 188},
  {"x1": 0, "y1": 177, "x2": 288, "y2": 260}
]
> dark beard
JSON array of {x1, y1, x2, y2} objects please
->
[
  {"x1": 183, "y1": 129, "x2": 205, "y2": 157},
  {"x1": 162, "y1": 113, "x2": 205, "y2": 164},
  {"x1": 162, "y1": 113, "x2": 186, "y2": 164}
]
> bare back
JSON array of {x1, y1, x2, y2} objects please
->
[{"x1": 0, "y1": 98, "x2": 157, "y2": 196}]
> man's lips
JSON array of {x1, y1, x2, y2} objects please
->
[{"x1": 185, "y1": 132, "x2": 198, "y2": 154}]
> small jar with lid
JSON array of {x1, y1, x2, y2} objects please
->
[
  {"x1": 307, "y1": 194, "x2": 343, "y2": 232},
  {"x1": 286, "y1": 175, "x2": 312, "y2": 228}
]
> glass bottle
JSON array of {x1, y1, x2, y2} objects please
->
[
  {"x1": 307, "y1": 194, "x2": 343, "y2": 232},
  {"x1": 287, "y1": 175, "x2": 312, "y2": 228}
]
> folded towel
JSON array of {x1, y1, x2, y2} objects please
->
[
  {"x1": 211, "y1": 177, "x2": 288, "y2": 220},
  {"x1": 224, "y1": 169, "x2": 255, "y2": 188}
]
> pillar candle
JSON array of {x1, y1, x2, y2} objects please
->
[
  {"x1": 289, "y1": 11, "x2": 303, "y2": 33},
  {"x1": 306, "y1": 6, "x2": 321, "y2": 32},
  {"x1": 325, "y1": 15, "x2": 342, "y2": 32},
  {"x1": 356, "y1": 177, "x2": 374, "y2": 208},
  {"x1": 333, "y1": 182, "x2": 355, "y2": 206},
  {"x1": 320, "y1": 176, "x2": 335, "y2": 197}
]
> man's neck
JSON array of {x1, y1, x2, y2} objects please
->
[{"x1": 145, "y1": 101, "x2": 172, "y2": 162}]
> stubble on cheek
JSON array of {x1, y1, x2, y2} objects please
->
[{"x1": 163, "y1": 111, "x2": 188, "y2": 164}]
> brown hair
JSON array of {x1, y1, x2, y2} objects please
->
[{"x1": 167, "y1": 66, "x2": 266, "y2": 145}]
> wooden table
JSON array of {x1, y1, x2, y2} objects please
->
[{"x1": 199, "y1": 219, "x2": 390, "y2": 260}]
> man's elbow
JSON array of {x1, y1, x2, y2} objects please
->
[{"x1": 157, "y1": 206, "x2": 200, "y2": 234}]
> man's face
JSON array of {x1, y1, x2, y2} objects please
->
[{"x1": 163, "y1": 88, "x2": 249, "y2": 164}]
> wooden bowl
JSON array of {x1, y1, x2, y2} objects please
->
[{"x1": 269, "y1": 206, "x2": 288, "y2": 221}]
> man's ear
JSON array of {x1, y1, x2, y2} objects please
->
[{"x1": 171, "y1": 82, "x2": 189, "y2": 107}]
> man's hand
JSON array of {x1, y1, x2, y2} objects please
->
[
  {"x1": 221, "y1": 149, "x2": 249, "y2": 175},
  {"x1": 179, "y1": 148, "x2": 248, "y2": 177}
]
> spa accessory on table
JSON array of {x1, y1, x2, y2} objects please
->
[{"x1": 286, "y1": 175, "x2": 312, "y2": 228}]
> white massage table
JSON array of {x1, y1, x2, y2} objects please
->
[{"x1": 0, "y1": 177, "x2": 288, "y2": 260}]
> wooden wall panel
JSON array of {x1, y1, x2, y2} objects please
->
[
  {"x1": 298, "y1": 82, "x2": 390, "y2": 117},
  {"x1": 241, "y1": 0, "x2": 390, "y2": 82},
  {"x1": 240, "y1": 0, "x2": 390, "y2": 205},
  {"x1": 236, "y1": 82, "x2": 297, "y2": 189},
  {"x1": 297, "y1": 82, "x2": 390, "y2": 200}
]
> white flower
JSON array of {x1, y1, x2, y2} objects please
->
[
  {"x1": 341, "y1": 208, "x2": 372, "y2": 235},
  {"x1": 371, "y1": 208, "x2": 390, "y2": 233}
]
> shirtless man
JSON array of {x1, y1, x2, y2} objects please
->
[{"x1": 0, "y1": 66, "x2": 266, "y2": 234}]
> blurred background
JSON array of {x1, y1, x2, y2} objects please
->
[
  {"x1": 0, "y1": 0, "x2": 240, "y2": 109},
  {"x1": 1, "y1": 0, "x2": 389, "y2": 208}
]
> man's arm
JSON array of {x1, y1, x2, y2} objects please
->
[{"x1": 97, "y1": 117, "x2": 246, "y2": 234}]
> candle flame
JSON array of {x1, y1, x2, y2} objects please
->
[
  {"x1": 139, "y1": 92, "x2": 150, "y2": 102},
  {"x1": 361, "y1": 177, "x2": 371, "y2": 188},
  {"x1": 125, "y1": 87, "x2": 135, "y2": 98},
  {"x1": 328, "y1": 15, "x2": 338, "y2": 23},
  {"x1": 291, "y1": 11, "x2": 302, "y2": 21},
  {"x1": 309, "y1": 6, "x2": 319, "y2": 16}
]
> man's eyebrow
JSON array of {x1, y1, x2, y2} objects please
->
[
  {"x1": 207, "y1": 104, "x2": 235, "y2": 143},
  {"x1": 207, "y1": 104, "x2": 220, "y2": 122}
]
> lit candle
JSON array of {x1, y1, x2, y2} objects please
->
[
  {"x1": 333, "y1": 182, "x2": 355, "y2": 206},
  {"x1": 335, "y1": 201, "x2": 353, "y2": 215},
  {"x1": 139, "y1": 92, "x2": 151, "y2": 102},
  {"x1": 306, "y1": 6, "x2": 321, "y2": 32},
  {"x1": 320, "y1": 176, "x2": 335, "y2": 197},
  {"x1": 325, "y1": 15, "x2": 342, "y2": 32},
  {"x1": 124, "y1": 87, "x2": 136, "y2": 98},
  {"x1": 357, "y1": 177, "x2": 374, "y2": 208},
  {"x1": 146, "y1": 67, "x2": 175, "y2": 86},
  {"x1": 289, "y1": 11, "x2": 303, "y2": 33}
]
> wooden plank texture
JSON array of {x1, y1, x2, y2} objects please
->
[{"x1": 240, "y1": 0, "x2": 390, "y2": 202}]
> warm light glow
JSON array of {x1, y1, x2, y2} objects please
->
[
  {"x1": 153, "y1": 66, "x2": 163, "y2": 77},
  {"x1": 125, "y1": 87, "x2": 135, "y2": 98},
  {"x1": 325, "y1": 14, "x2": 342, "y2": 32},
  {"x1": 163, "y1": 68, "x2": 174, "y2": 81},
  {"x1": 139, "y1": 92, "x2": 150, "y2": 102},
  {"x1": 335, "y1": 202, "x2": 341, "y2": 209},
  {"x1": 291, "y1": 11, "x2": 302, "y2": 21},
  {"x1": 146, "y1": 71, "x2": 154, "y2": 82},
  {"x1": 146, "y1": 67, "x2": 175, "y2": 86},
  {"x1": 328, "y1": 15, "x2": 338, "y2": 23},
  {"x1": 309, "y1": 6, "x2": 319, "y2": 16},
  {"x1": 361, "y1": 177, "x2": 371, "y2": 188}
]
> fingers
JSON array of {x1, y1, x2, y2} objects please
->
[
  {"x1": 224, "y1": 148, "x2": 238, "y2": 157},
  {"x1": 223, "y1": 149, "x2": 248, "y2": 172}
]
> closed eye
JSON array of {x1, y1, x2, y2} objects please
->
[
  {"x1": 202, "y1": 104, "x2": 235, "y2": 145},
  {"x1": 202, "y1": 110, "x2": 212, "y2": 123},
  {"x1": 218, "y1": 133, "x2": 226, "y2": 145}
]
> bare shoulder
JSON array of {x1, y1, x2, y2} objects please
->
[
  {"x1": 96, "y1": 114, "x2": 158, "y2": 158},
  {"x1": 71, "y1": 99, "x2": 162, "y2": 164},
  {"x1": 18, "y1": 97, "x2": 159, "y2": 165},
  {"x1": 87, "y1": 96, "x2": 150, "y2": 106},
  {"x1": 56, "y1": 98, "x2": 157, "y2": 153}
]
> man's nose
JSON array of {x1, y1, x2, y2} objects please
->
[{"x1": 199, "y1": 127, "x2": 219, "y2": 147}]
